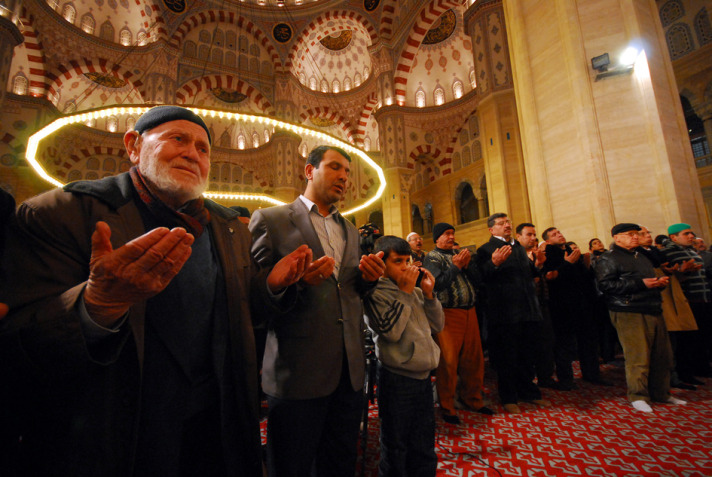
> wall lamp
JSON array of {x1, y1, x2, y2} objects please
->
[{"x1": 591, "y1": 48, "x2": 637, "y2": 81}]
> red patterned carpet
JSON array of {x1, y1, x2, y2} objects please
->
[{"x1": 354, "y1": 360, "x2": 712, "y2": 477}]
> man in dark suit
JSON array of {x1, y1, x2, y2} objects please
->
[
  {"x1": 0, "y1": 106, "x2": 310, "y2": 476},
  {"x1": 476, "y1": 213, "x2": 548, "y2": 414},
  {"x1": 249, "y1": 145, "x2": 385, "y2": 477}
]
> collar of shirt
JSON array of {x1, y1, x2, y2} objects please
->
[
  {"x1": 494, "y1": 235, "x2": 516, "y2": 245},
  {"x1": 299, "y1": 195, "x2": 339, "y2": 219}
]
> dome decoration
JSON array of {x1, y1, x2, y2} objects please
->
[
  {"x1": 320, "y1": 31, "x2": 352, "y2": 51},
  {"x1": 162, "y1": 0, "x2": 185, "y2": 14},
  {"x1": 211, "y1": 88, "x2": 247, "y2": 104},
  {"x1": 422, "y1": 10, "x2": 456, "y2": 45},
  {"x1": 364, "y1": 0, "x2": 379, "y2": 12},
  {"x1": 84, "y1": 73, "x2": 128, "y2": 89},
  {"x1": 310, "y1": 117, "x2": 336, "y2": 127},
  {"x1": 273, "y1": 23, "x2": 293, "y2": 43}
]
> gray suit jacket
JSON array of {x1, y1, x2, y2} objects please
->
[{"x1": 249, "y1": 198, "x2": 366, "y2": 399}]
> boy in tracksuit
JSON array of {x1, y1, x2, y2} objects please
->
[{"x1": 364, "y1": 235, "x2": 444, "y2": 477}]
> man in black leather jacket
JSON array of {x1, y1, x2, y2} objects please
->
[{"x1": 595, "y1": 223, "x2": 687, "y2": 413}]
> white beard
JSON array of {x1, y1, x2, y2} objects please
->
[{"x1": 139, "y1": 158, "x2": 207, "y2": 207}]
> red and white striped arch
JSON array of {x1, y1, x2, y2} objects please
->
[
  {"x1": 286, "y1": 10, "x2": 378, "y2": 72},
  {"x1": 299, "y1": 107, "x2": 357, "y2": 144},
  {"x1": 408, "y1": 144, "x2": 447, "y2": 182},
  {"x1": 169, "y1": 11, "x2": 281, "y2": 71},
  {"x1": 17, "y1": 8, "x2": 47, "y2": 97},
  {"x1": 175, "y1": 75, "x2": 275, "y2": 115},
  {"x1": 141, "y1": 1, "x2": 168, "y2": 40},
  {"x1": 45, "y1": 59, "x2": 144, "y2": 107},
  {"x1": 355, "y1": 93, "x2": 378, "y2": 146},
  {"x1": 393, "y1": 0, "x2": 464, "y2": 105},
  {"x1": 379, "y1": 0, "x2": 397, "y2": 38}
]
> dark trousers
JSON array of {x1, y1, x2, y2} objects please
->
[
  {"x1": 688, "y1": 301, "x2": 712, "y2": 376},
  {"x1": 534, "y1": 307, "x2": 556, "y2": 382},
  {"x1": 377, "y1": 366, "x2": 437, "y2": 477},
  {"x1": 265, "y1": 361, "x2": 364, "y2": 477},
  {"x1": 488, "y1": 321, "x2": 542, "y2": 404},
  {"x1": 551, "y1": 303, "x2": 601, "y2": 383}
]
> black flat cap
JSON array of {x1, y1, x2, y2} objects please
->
[
  {"x1": 611, "y1": 223, "x2": 641, "y2": 236},
  {"x1": 134, "y1": 105, "x2": 211, "y2": 144}
]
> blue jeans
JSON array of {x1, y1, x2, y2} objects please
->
[{"x1": 377, "y1": 366, "x2": 437, "y2": 477}]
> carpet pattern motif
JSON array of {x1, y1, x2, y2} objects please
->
[{"x1": 355, "y1": 361, "x2": 712, "y2": 476}]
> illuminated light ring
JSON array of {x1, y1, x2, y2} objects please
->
[{"x1": 25, "y1": 105, "x2": 386, "y2": 216}]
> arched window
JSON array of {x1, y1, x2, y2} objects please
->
[
  {"x1": 354, "y1": 73, "x2": 362, "y2": 86},
  {"x1": 120, "y1": 28, "x2": 132, "y2": 46},
  {"x1": 469, "y1": 69, "x2": 477, "y2": 88},
  {"x1": 480, "y1": 175, "x2": 489, "y2": 217},
  {"x1": 100, "y1": 21, "x2": 114, "y2": 41},
  {"x1": 415, "y1": 89, "x2": 426, "y2": 108},
  {"x1": 237, "y1": 133, "x2": 246, "y2": 150},
  {"x1": 456, "y1": 182, "x2": 478, "y2": 223},
  {"x1": 47, "y1": 0, "x2": 59, "y2": 10},
  {"x1": 62, "y1": 3, "x2": 76, "y2": 23},
  {"x1": 452, "y1": 79, "x2": 463, "y2": 99},
  {"x1": 320, "y1": 79, "x2": 329, "y2": 93},
  {"x1": 126, "y1": 116, "x2": 136, "y2": 131},
  {"x1": 343, "y1": 77, "x2": 352, "y2": 91},
  {"x1": 212, "y1": 49, "x2": 223, "y2": 64},
  {"x1": 264, "y1": 129, "x2": 270, "y2": 143},
  {"x1": 332, "y1": 79, "x2": 341, "y2": 93},
  {"x1": 137, "y1": 31, "x2": 147, "y2": 46},
  {"x1": 220, "y1": 130, "x2": 231, "y2": 148},
  {"x1": 299, "y1": 72, "x2": 306, "y2": 85},
  {"x1": 184, "y1": 40, "x2": 197, "y2": 58},
  {"x1": 309, "y1": 76, "x2": 317, "y2": 90},
  {"x1": 107, "y1": 115, "x2": 118, "y2": 132},
  {"x1": 695, "y1": 7, "x2": 712, "y2": 47},
  {"x1": 412, "y1": 204, "x2": 424, "y2": 236},
  {"x1": 660, "y1": 0, "x2": 684, "y2": 27},
  {"x1": 667, "y1": 23, "x2": 694, "y2": 59},
  {"x1": 363, "y1": 66, "x2": 370, "y2": 79},
  {"x1": 423, "y1": 203, "x2": 433, "y2": 234},
  {"x1": 252, "y1": 132, "x2": 260, "y2": 148},
  {"x1": 81, "y1": 14, "x2": 95, "y2": 34},
  {"x1": 13, "y1": 74, "x2": 27, "y2": 95},
  {"x1": 299, "y1": 143, "x2": 308, "y2": 157},
  {"x1": 434, "y1": 87, "x2": 445, "y2": 106},
  {"x1": 226, "y1": 31, "x2": 236, "y2": 49},
  {"x1": 213, "y1": 29, "x2": 224, "y2": 47},
  {"x1": 363, "y1": 136, "x2": 371, "y2": 151}
]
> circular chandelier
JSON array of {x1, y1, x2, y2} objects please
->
[{"x1": 25, "y1": 105, "x2": 386, "y2": 216}]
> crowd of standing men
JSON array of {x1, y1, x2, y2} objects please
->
[
  {"x1": 406, "y1": 214, "x2": 710, "y2": 421},
  {"x1": 0, "y1": 105, "x2": 707, "y2": 477}
]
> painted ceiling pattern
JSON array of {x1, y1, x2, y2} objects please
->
[{"x1": 7, "y1": 0, "x2": 489, "y2": 200}]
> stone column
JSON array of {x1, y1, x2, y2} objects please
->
[
  {"x1": 270, "y1": 130, "x2": 303, "y2": 203},
  {"x1": 381, "y1": 167, "x2": 414, "y2": 239},
  {"x1": 504, "y1": 0, "x2": 708, "y2": 243},
  {"x1": 464, "y1": 0, "x2": 530, "y2": 223},
  {"x1": 374, "y1": 106, "x2": 409, "y2": 236}
]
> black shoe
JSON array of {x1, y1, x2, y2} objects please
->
[
  {"x1": 442, "y1": 413, "x2": 461, "y2": 425},
  {"x1": 681, "y1": 376, "x2": 704, "y2": 385},
  {"x1": 475, "y1": 406, "x2": 495, "y2": 416},
  {"x1": 584, "y1": 378, "x2": 614, "y2": 386},
  {"x1": 671, "y1": 382, "x2": 697, "y2": 391}
]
